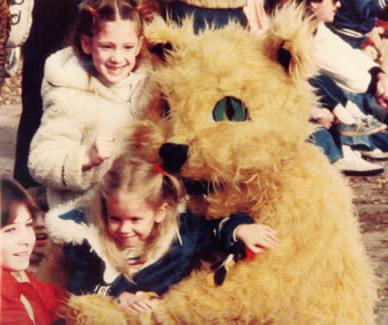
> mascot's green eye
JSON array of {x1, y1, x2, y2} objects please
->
[{"x1": 212, "y1": 97, "x2": 248, "y2": 122}]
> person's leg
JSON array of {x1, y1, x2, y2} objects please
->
[
  {"x1": 362, "y1": 93, "x2": 388, "y2": 123},
  {"x1": 370, "y1": 132, "x2": 388, "y2": 152},
  {"x1": 13, "y1": 0, "x2": 80, "y2": 187},
  {"x1": 310, "y1": 128, "x2": 384, "y2": 175},
  {"x1": 343, "y1": 90, "x2": 387, "y2": 122},
  {"x1": 311, "y1": 128, "x2": 343, "y2": 163},
  {"x1": 165, "y1": 2, "x2": 247, "y2": 33}
]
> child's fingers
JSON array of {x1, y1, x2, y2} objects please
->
[
  {"x1": 246, "y1": 245, "x2": 264, "y2": 254},
  {"x1": 254, "y1": 235, "x2": 278, "y2": 249},
  {"x1": 131, "y1": 300, "x2": 153, "y2": 313},
  {"x1": 258, "y1": 227, "x2": 278, "y2": 243}
]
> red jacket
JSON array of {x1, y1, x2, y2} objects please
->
[{"x1": 1, "y1": 269, "x2": 66, "y2": 325}]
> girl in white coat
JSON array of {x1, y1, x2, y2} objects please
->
[{"x1": 28, "y1": 0, "x2": 158, "y2": 208}]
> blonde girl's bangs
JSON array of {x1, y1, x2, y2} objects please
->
[{"x1": 93, "y1": 156, "x2": 185, "y2": 278}]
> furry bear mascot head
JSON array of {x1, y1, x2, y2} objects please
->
[{"x1": 65, "y1": 3, "x2": 376, "y2": 324}]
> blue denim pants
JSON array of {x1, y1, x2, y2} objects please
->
[{"x1": 311, "y1": 128, "x2": 343, "y2": 163}]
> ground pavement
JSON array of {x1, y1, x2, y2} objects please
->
[{"x1": 1, "y1": 73, "x2": 387, "y2": 324}]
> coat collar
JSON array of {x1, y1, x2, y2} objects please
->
[{"x1": 43, "y1": 47, "x2": 148, "y2": 104}]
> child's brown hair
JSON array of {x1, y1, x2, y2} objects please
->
[
  {"x1": 73, "y1": 0, "x2": 144, "y2": 63},
  {"x1": 1, "y1": 177, "x2": 39, "y2": 227}
]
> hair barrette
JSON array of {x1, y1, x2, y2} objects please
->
[
  {"x1": 152, "y1": 163, "x2": 166, "y2": 176},
  {"x1": 79, "y1": 3, "x2": 97, "y2": 16}
]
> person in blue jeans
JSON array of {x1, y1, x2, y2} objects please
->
[
  {"x1": 308, "y1": 74, "x2": 385, "y2": 174},
  {"x1": 326, "y1": 0, "x2": 388, "y2": 158}
]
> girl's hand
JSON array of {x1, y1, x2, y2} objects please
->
[
  {"x1": 82, "y1": 136, "x2": 115, "y2": 171},
  {"x1": 116, "y1": 291, "x2": 159, "y2": 314},
  {"x1": 235, "y1": 223, "x2": 278, "y2": 254}
]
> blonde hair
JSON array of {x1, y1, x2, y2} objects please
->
[{"x1": 93, "y1": 155, "x2": 185, "y2": 278}]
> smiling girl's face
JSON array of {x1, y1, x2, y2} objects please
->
[
  {"x1": 105, "y1": 192, "x2": 166, "y2": 249},
  {"x1": 81, "y1": 19, "x2": 143, "y2": 85},
  {"x1": 0, "y1": 203, "x2": 36, "y2": 271}
]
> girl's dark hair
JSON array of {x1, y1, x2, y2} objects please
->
[
  {"x1": 1, "y1": 177, "x2": 39, "y2": 227},
  {"x1": 73, "y1": 0, "x2": 143, "y2": 62}
]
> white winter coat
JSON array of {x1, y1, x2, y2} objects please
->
[
  {"x1": 314, "y1": 24, "x2": 378, "y2": 93},
  {"x1": 28, "y1": 47, "x2": 156, "y2": 207}
]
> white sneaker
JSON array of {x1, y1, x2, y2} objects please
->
[
  {"x1": 334, "y1": 146, "x2": 384, "y2": 176},
  {"x1": 359, "y1": 148, "x2": 388, "y2": 161},
  {"x1": 6, "y1": 0, "x2": 35, "y2": 48}
]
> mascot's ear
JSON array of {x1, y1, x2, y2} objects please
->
[
  {"x1": 145, "y1": 16, "x2": 194, "y2": 61},
  {"x1": 262, "y1": 3, "x2": 317, "y2": 81}
]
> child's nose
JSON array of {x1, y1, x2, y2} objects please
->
[
  {"x1": 119, "y1": 221, "x2": 133, "y2": 234},
  {"x1": 18, "y1": 233, "x2": 33, "y2": 246},
  {"x1": 110, "y1": 50, "x2": 124, "y2": 63}
]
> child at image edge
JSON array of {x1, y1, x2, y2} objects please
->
[
  {"x1": 46, "y1": 155, "x2": 278, "y2": 313},
  {"x1": 28, "y1": 0, "x2": 158, "y2": 208},
  {"x1": 0, "y1": 178, "x2": 66, "y2": 324}
]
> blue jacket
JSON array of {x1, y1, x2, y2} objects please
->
[
  {"x1": 328, "y1": 0, "x2": 387, "y2": 48},
  {"x1": 59, "y1": 209, "x2": 253, "y2": 297}
]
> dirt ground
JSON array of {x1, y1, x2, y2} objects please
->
[{"x1": 1, "y1": 72, "x2": 387, "y2": 324}]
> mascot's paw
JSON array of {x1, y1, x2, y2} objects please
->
[{"x1": 64, "y1": 294, "x2": 152, "y2": 325}]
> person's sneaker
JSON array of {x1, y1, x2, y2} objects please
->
[
  {"x1": 359, "y1": 148, "x2": 388, "y2": 161},
  {"x1": 339, "y1": 115, "x2": 386, "y2": 136},
  {"x1": 333, "y1": 157, "x2": 384, "y2": 176},
  {"x1": 333, "y1": 145, "x2": 384, "y2": 176}
]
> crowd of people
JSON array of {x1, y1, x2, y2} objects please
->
[{"x1": 1, "y1": 0, "x2": 387, "y2": 323}]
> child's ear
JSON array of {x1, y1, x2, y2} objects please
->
[
  {"x1": 80, "y1": 34, "x2": 92, "y2": 55},
  {"x1": 155, "y1": 203, "x2": 168, "y2": 223}
]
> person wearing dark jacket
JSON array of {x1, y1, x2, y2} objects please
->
[{"x1": 46, "y1": 156, "x2": 278, "y2": 313}]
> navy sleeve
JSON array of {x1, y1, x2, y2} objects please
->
[
  {"x1": 309, "y1": 74, "x2": 348, "y2": 111},
  {"x1": 181, "y1": 212, "x2": 254, "y2": 256},
  {"x1": 109, "y1": 244, "x2": 199, "y2": 297},
  {"x1": 64, "y1": 241, "x2": 104, "y2": 295}
]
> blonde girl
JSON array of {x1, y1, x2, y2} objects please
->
[
  {"x1": 28, "y1": 0, "x2": 158, "y2": 208},
  {"x1": 46, "y1": 154, "x2": 278, "y2": 313}
]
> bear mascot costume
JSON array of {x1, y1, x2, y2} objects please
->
[{"x1": 64, "y1": 4, "x2": 376, "y2": 324}]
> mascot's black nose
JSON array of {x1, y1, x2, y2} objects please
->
[{"x1": 159, "y1": 143, "x2": 189, "y2": 174}]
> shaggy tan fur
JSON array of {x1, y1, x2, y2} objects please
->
[{"x1": 66, "y1": 3, "x2": 376, "y2": 324}]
